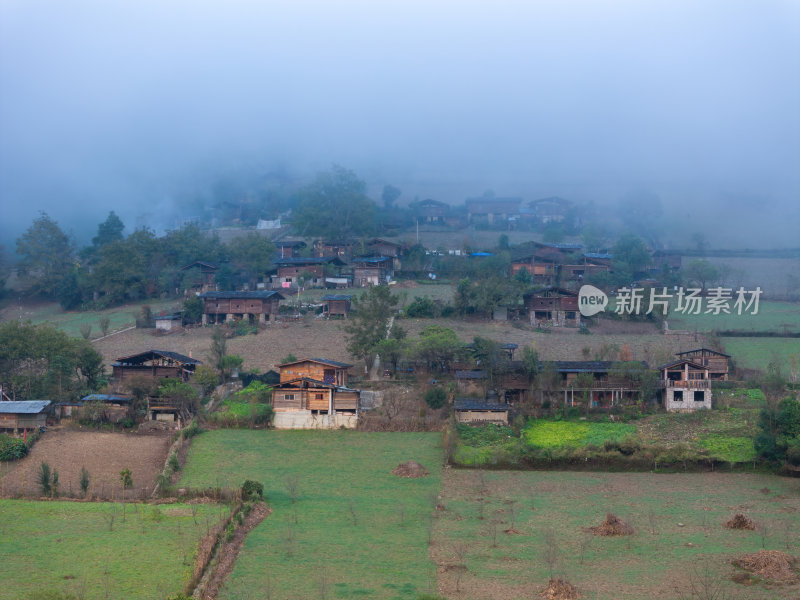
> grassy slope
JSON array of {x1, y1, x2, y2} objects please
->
[
  {"x1": 0, "y1": 500, "x2": 224, "y2": 600},
  {"x1": 435, "y1": 469, "x2": 800, "y2": 600},
  {"x1": 178, "y1": 430, "x2": 444, "y2": 600},
  {"x1": 666, "y1": 299, "x2": 800, "y2": 333},
  {"x1": 722, "y1": 337, "x2": 800, "y2": 374},
  {"x1": 2, "y1": 298, "x2": 178, "y2": 339}
]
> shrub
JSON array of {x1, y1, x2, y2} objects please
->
[
  {"x1": 182, "y1": 419, "x2": 202, "y2": 439},
  {"x1": 424, "y1": 387, "x2": 447, "y2": 409},
  {"x1": 241, "y1": 479, "x2": 264, "y2": 501},
  {"x1": 39, "y1": 462, "x2": 52, "y2": 496},
  {"x1": 79, "y1": 467, "x2": 90, "y2": 496},
  {"x1": 120, "y1": 468, "x2": 133, "y2": 488},
  {"x1": 0, "y1": 435, "x2": 28, "y2": 461},
  {"x1": 168, "y1": 454, "x2": 180, "y2": 472}
]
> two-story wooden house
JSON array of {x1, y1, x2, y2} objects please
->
[
  {"x1": 180, "y1": 261, "x2": 218, "y2": 294},
  {"x1": 523, "y1": 287, "x2": 580, "y2": 327},
  {"x1": 321, "y1": 294, "x2": 352, "y2": 318},
  {"x1": 674, "y1": 348, "x2": 730, "y2": 380},
  {"x1": 273, "y1": 256, "x2": 347, "y2": 288},
  {"x1": 199, "y1": 290, "x2": 284, "y2": 324},
  {"x1": 271, "y1": 358, "x2": 360, "y2": 428},
  {"x1": 352, "y1": 256, "x2": 394, "y2": 286}
]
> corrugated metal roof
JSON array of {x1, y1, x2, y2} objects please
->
[
  {"x1": 199, "y1": 291, "x2": 284, "y2": 300},
  {"x1": 583, "y1": 252, "x2": 612, "y2": 259},
  {"x1": 321, "y1": 295, "x2": 352, "y2": 301},
  {"x1": 80, "y1": 394, "x2": 133, "y2": 404},
  {"x1": 0, "y1": 400, "x2": 51, "y2": 414},
  {"x1": 547, "y1": 360, "x2": 648, "y2": 373},
  {"x1": 454, "y1": 399, "x2": 509, "y2": 411}
]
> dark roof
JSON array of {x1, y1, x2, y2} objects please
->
[
  {"x1": 0, "y1": 400, "x2": 51, "y2": 414},
  {"x1": 529, "y1": 196, "x2": 570, "y2": 207},
  {"x1": 351, "y1": 256, "x2": 392, "y2": 264},
  {"x1": 584, "y1": 252, "x2": 612, "y2": 260},
  {"x1": 369, "y1": 238, "x2": 404, "y2": 247},
  {"x1": 535, "y1": 242, "x2": 584, "y2": 250},
  {"x1": 418, "y1": 198, "x2": 449, "y2": 207},
  {"x1": 657, "y1": 358, "x2": 707, "y2": 370},
  {"x1": 455, "y1": 370, "x2": 487, "y2": 380},
  {"x1": 676, "y1": 348, "x2": 731, "y2": 358},
  {"x1": 274, "y1": 377, "x2": 359, "y2": 393},
  {"x1": 154, "y1": 314, "x2": 181, "y2": 321},
  {"x1": 549, "y1": 361, "x2": 648, "y2": 373},
  {"x1": 113, "y1": 350, "x2": 202, "y2": 366},
  {"x1": 199, "y1": 290, "x2": 284, "y2": 300},
  {"x1": 275, "y1": 240, "x2": 307, "y2": 248},
  {"x1": 523, "y1": 287, "x2": 578, "y2": 298},
  {"x1": 79, "y1": 394, "x2": 132, "y2": 404},
  {"x1": 454, "y1": 399, "x2": 509, "y2": 411},
  {"x1": 277, "y1": 358, "x2": 353, "y2": 369},
  {"x1": 180, "y1": 260, "x2": 218, "y2": 270},
  {"x1": 274, "y1": 256, "x2": 346, "y2": 266},
  {"x1": 321, "y1": 294, "x2": 352, "y2": 301}
]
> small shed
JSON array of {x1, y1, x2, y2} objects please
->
[
  {"x1": 155, "y1": 314, "x2": 182, "y2": 332},
  {"x1": 0, "y1": 400, "x2": 51, "y2": 432},
  {"x1": 56, "y1": 394, "x2": 132, "y2": 420},
  {"x1": 321, "y1": 294, "x2": 352, "y2": 318},
  {"x1": 454, "y1": 398, "x2": 509, "y2": 424}
]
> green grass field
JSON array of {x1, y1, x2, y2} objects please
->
[
  {"x1": 524, "y1": 421, "x2": 636, "y2": 448},
  {"x1": 0, "y1": 499, "x2": 225, "y2": 600},
  {"x1": 434, "y1": 469, "x2": 800, "y2": 599},
  {"x1": 178, "y1": 430, "x2": 444, "y2": 600},
  {"x1": 3, "y1": 298, "x2": 179, "y2": 339},
  {"x1": 667, "y1": 299, "x2": 800, "y2": 333},
  {"x1": 721, "y1": 337, "x2": 800, "y2": 374}
]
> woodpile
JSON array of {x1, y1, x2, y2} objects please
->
[
  {"x1": 724, "y1": 513, "x2": 756, "y2": 530},
  {"x1": 588, "y1": 513, "x2": 634, "y2": 536},
  {"x1": 391, "y1": 461, "x2": 429, "y2": 478},
  {"x1": 541, "y1": 578, "x2": 580, "y2": 600},
  {"x1": 732, "y1": 550, "x2": 798, "y2": 583}
]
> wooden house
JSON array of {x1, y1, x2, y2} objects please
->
[
  {"x1": 368, "y1": 238, "x2": 405, "y2": 259},
  {"x1": 180, "y1": 261, "x2": 218, "y2": 294},
  {"x1": 510, "y1": 254, "x2": 535, "y2": 278},
  {"x1": 112, "y1": 350, "x2": 201, "y2": 382},
  {"x1": 465, "y1": 197, "x2": 521, "y2": 225},
  {"x1": 321, "y1": 294, "x2": 352, "y2": 318},
  {"x1": 523, "y1": 287, "x2": 580, "y2": 327},
  {"x1": 272, "y1": 358, "x2": 360, "y2": 428},
  {"x1": 455, "y1": 370, "x2": 488, "y2": 394},
  {"x1": 675, "y1": 348, "x2": 730, "y2": 380},
  {"x1": 199, "y1": 290, "x2": 284, "y2": 323},
  {"x1": 314, "y1": 240, "x2": 354, "y2": 258},
  {"x1": 552, "y1": 361, "x2": 648, "y2": 408},
  {"x1": 275, "y1": 240, "x2": 307, "y2": 259},
  {"x1": 527, "y1": 196, "x2": 571, "y2": 224},
  {"x1": 56, "y1": 394, "x2": 131, "y2": 422},
  {"x1": 454, "y1": 398, "x2": 509, "y2": 424},
  {"x1": 273, "y1": 256, "x2": 347, "y2": 288},
  {"x1": 414, "y1": 199, "x2": 449, "y2": 225},
  {"x1": 352, "y1": 256, "x2": 394, "y2": 286},
  {"x1": 658, "y1": 358, "x2": 712, "y2": 411},
  {"x1": 0, "y1": 400, "x2": 50, "y2": 432}
]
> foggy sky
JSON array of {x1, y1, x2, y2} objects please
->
[{"x1": 1, "y1": 1, "x2": 798, "y2": 246}]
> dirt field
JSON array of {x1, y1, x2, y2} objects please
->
[{"x1": 0, "y1": 427, "x2": 172, "y2": 500}]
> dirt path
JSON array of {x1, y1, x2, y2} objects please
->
[
  {"x1": 199, "y1": 502, "x2": 270, "y2": 599},
  {"x1": 0, "y1": 427, "x2": 171, "y2": 500}
]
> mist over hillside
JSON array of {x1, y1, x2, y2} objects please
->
[{"x1": 1, "y1": 1, "x2": 798, "y2": 249}]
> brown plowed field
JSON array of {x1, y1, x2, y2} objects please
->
[{"x1": 0, "y1": 427, "x2": 171, "y2": 500}]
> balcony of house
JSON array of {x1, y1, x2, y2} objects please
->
[{"x1": 660, "y1": 379, "x2": 711, "y2": 389}]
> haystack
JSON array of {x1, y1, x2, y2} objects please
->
[
  {"x1": 541, "y1": 578, "x2": 580, "y2": 600},
  {"x1": 392, "y1": 461, "x2": 429, "y2": 478},
  {"x1": 589, "y1": 513, "x2": 634, "y2": 536},
  {"x1": 724, "y1": 513, "x2": 756, "y2": 530},
  {"x1": 732, "y1": 550, "x2": 798, "y2": 583}
]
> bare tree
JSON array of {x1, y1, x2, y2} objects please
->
[
  {"x1": 543, "y1": 527, "x2": 559, "y2": 579},
  {"x1": 284, "y1": 475, "x2": 300, "y2": 504}
]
